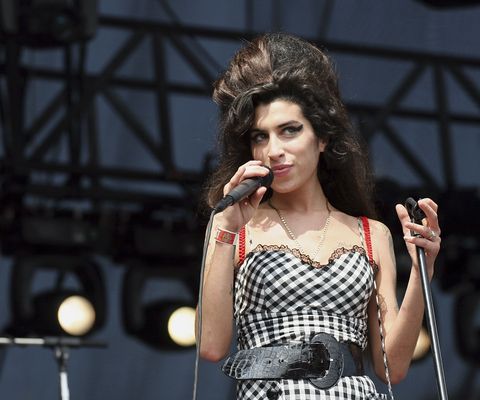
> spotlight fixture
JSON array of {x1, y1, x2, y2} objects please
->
[
  {"x1": 167, "y1": 306, "x2": 196, "y2": 347},
  {"x1": 142, "y1": 301, "x2": 196, "y2": 348},
  {"x1": 454, "y1": 288, "x2": 480, "y2": 366},
  {"x1": 416, "y1": 0, "x2": 480, "y2": 8},
  {"x1": 0, "y1": 0, "x2": 99, "y2": 46},
  {"x1": 33, "y1": 291, "x2": 96, "y2": 336},
  {"x1": 8, "y1": 254, "x2": 106, "y2": 337},
  {"x1": 122, "y1": 265, "x2": 196, "y2": 349},
  {"x1": 412, "y1": 325, "x2": 432, "y2": 361},
  {"x1": 57, "y1": 295, "x2": 96, "y2": 336},
  {"x1": 436, "y1": 189, "x2": 480, "y2": 292}
]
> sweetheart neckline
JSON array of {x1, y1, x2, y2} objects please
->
[{"x1": 238, "y1": 244, "x2": 379, "y2": 271}]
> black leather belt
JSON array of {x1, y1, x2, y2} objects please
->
[{"x1": 222, "y1": 333, "x2": 363, "y2": 390}]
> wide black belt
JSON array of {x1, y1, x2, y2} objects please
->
[{"x1": 222, "y1": 333, "x2": 363, "y2": 390}]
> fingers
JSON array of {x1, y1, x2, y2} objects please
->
[
  {"x1": 396, "y1": 199, "x2": 440, "y2": 231},
  {"x1": 404, "y1": 221, "x2": 440, "y2": 241},
  {"x1": 403, "y1": 232, "x2": 441, "y2": 252},
  {"x1": 395, "y1": 204, "x2": 411, "y2": 236},
  {"x1": 249, "y1": 187, "x2": 268, "y2": 209},
  {"x1": 395, "y1": 204, "x2": 408, "y2": 220},
  {"x1": 417, "y1": 198, "x2": 440, "y2": 233},
  {"x1": 398, "y1": 198, "x2": 441, "y2": 257},
  {"x1": 418, "y1": 198, "x2": 438, "y2": 213},
  {"x1": 223, "y1": 161, "x2": 269, "y2": 195},
  {"x1": 403, "y1": 220, "x2": 441, "y2": 256},
  {"x1": 397, "y1": 198, "x2": 441, "y2": 244}
]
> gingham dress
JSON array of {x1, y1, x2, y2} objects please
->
[{"x1": 233, "y1": 218, "x2": 388, "y2": 400}]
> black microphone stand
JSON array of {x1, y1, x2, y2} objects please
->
[{"x1": 405, "y1": 198, "x2": 448, "y2": 400}]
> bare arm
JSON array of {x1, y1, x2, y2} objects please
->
[
  {"x1": 196, "y1": 161, "x2": 269, "y2": 362},
  {"x1": 368, "y1": 198, "x2": 441, "y2": 384},
  {"x1": 196, "y1": 214, "x2": 237, "y2": 362}
]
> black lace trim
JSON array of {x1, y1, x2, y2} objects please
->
[{"x1": 246, "y1": 243, "x2": 379, "y2": 271}]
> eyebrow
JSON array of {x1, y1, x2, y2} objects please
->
[
  {"x1": 250, "y1": 120, "x2": 301, "y2": 133},
  {"x1": 278, "y1": 120, "x2": 301, "y2": 128}
]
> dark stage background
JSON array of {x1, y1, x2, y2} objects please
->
[{"x1": 1, "y1": 1, "x2": 479, "y2": 399}]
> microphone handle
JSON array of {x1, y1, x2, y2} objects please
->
[
  {"x1": 214, "y1": 196, "x2": 234, "y2": 214},
  {"x1": 227, "y1": 179, "x2": 262, "y2": 203},
  {"x1": 214, "y1": 179, "x2": 262, "y2": 214}
]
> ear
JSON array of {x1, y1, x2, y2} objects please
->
[{"x1": 318, "y1": 138, "x2": 327, "y2": 153}]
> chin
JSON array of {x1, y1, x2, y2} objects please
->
[{"x1": 271, "y1": 182, "x2": 297, "y2": 194}]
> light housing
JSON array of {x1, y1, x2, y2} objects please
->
[
  {"x1": 417, "y1": 0, "x2": 480, "y2": 8},
  {"x1": 122, "y1": 265, "x2": 196, "y2": 350},
  {"x1": 412, "y1": 325, "x2": 432, "y2": 361},
  {"x1": 32, "y1": 291, "x2": 96, "y2": 336},
  {"x1": 167, "y1": 306, "x2": 196, "y2": 347},
  {"x1": 8, "y1": 254, "x2": 106, "y2": 337},
  {"x1": 0, "y1": 0, "x2": 98, "y2": 46},
  {"x1": 454, "y1": 288, "x2": 480, "y2": 365},
  {"x1": 142, "y1": 301, "x2": 196, "y2": 349}
]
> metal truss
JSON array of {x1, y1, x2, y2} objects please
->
[
  {"x1": 1, "y1": 15, "x2": 480, "y2": 253},
  {"x1": 1, "y1": 9, "x2": 479, "y2": 394},
  {"x1": 3, "y1": 16, "x2": 479, "y2": 192}
]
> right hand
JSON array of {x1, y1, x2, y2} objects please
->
[{"x1": 215, "y1": 160, "x2": 270, "y2": 232}]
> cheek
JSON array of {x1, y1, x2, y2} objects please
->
[
  {"x1": 302, "y1": 144, "x2": 322, "y2": 169},
  {"x1": 251, "y1": 146, "x2": 265, "y2": 161}
]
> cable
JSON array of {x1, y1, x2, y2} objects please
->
[{"x1": 192, "y1": 209, "x2": 215, "y2": 400}]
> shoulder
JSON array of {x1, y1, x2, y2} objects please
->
[
  {"x1": 363, "y1": 218, "x2": 395, "y2": 266},
  {"x1": 367, "y1": 219, "x2": 392, "y2": 239},
  {"x1": 328, "y1": 208, "x2": 358, "y2": 227},
  {"x1": 360, "y1": 218, "x2": 392, "y2": 247},
  {"x1": 329, "y1": 211, "x2": 391, "y2": 239}
]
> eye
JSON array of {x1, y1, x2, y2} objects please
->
[
  {"x1": 250, "y1": 132, "x2": 268, "y2": 144},
  {"x1": 284, "y1": 124, "x2": 303, "y2": 135}
]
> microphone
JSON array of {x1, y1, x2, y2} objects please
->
[
  {"x1": 213, "y1": 167, "x2": 274, "y2": 213},
  {"x1": 405, "y1": 197, "x2": 426, "y2": 223}
]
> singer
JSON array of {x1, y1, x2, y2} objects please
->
[{"x1": 197, "y1": 33, "x2": 441, "y2": 400}]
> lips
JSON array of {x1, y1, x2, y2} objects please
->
[{"x1": 271, "y1": 164, "x2": 292, "y2": 177}]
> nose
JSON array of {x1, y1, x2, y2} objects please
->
[{"x1": 267, "y1": 135, "x2": 284, "y2": 160}]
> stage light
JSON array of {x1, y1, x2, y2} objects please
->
[
  {"x1": 413, "y1": 326, "x2": 431, "y2": 361},
  {"x1": 122, "y1": 266, "x2": 195, "y2": 349},
  {"x1": 8, "y1": 255, "x2": 106, "y2": 337},
  {"x1": 436, "y1": 189, "x2": 480, "y2": 292},
  {"x1": 416, "y1": 0, "x2": 480, "y2": 8},
  {"x1": 167, "y1": 306, "x2": 196, "y2": 347},
  {"x1": 32, "y1": 291, "x2": 96, "y2": 336},
  {"x1": 454, "y1": 288, "x2": 480, "y2": 366},
  {"x1": 0, "y1": 0, "x2": 99, "y2": 46},
  {"x1": 58, "y1": 295, "x2": 96, "y2": 336}
]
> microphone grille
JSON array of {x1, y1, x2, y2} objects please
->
[{"x1": 260, "y1": 166, "x2": 274, "y2": 187}]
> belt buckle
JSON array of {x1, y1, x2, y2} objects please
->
[
  {"x1": 308, "y1": 333, "x2": 344, "y2": 390},
  {"x1": 306, "y1": 342, "x2": 330, "y2": 378}
]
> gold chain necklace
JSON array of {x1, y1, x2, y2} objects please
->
[{"x1": 268, "y1": 200, "x2": 331, "y2": 261}]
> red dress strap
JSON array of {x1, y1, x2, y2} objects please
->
[
  {"x1": 238, "y1": 226, "x2": 246, "y2": 265},
  {"x1": 361, "y1": 216, "x2": 375, "y2": 267}
]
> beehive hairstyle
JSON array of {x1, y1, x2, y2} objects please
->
[{"x1": 205, "y1": 33, "x2": 376, "y2": 218}]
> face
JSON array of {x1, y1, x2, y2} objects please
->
[{"x1": 249, "y1": 99, "x2": 326, "y2": 194}]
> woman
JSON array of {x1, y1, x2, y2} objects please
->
[{"x1": 198, "y1": 33, "x2": 441, "y2": 400}]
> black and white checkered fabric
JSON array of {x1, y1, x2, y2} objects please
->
[{"x1": 233, "y1": 221, "x2": 388, "y2": 399}]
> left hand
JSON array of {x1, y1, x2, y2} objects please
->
[{"x1": 395, "y1": 198, "x2": 441, "y2": 279}]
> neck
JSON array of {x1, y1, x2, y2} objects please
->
[{"x1": 270, "y1": 180, "x2": 328, "y2": 213}]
